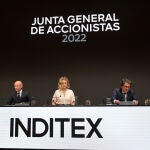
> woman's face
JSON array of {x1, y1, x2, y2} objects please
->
[{"x1": 60, "y1": 80, "x2": 68, "y2": 90}]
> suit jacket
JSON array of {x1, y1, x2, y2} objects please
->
[
  {"x1": 7, "y1": 90, "x2": 32, "y2": 105},
  {"x1": 111, "y1": 88, "x2": 137, "y2": 103}
]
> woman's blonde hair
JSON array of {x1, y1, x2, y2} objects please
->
[{"x1": 58, "y1": 76, "x2": 70, "y2": 90}]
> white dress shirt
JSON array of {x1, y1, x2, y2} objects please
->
[
  {"x1": 52, "y1": 89, "x2": 75, "y2": 105},
  {"x1": 17, "y1": 89, "x2": 22, "y2": 97}
]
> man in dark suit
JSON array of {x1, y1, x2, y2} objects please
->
[
  {"x1": 111, "y1": 78, "x2": 138, "y2": 105},
  {"x1": 7, "y1": 81, "x2": 32, "y2": 106}
]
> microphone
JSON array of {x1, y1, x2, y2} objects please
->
[{"x1": 52, "y1": 95, "x2": 61, "y2": 104}]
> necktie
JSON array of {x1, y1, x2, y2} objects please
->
[{"x1": 17, "y1": 92, "x2": 20, "y2": 98}]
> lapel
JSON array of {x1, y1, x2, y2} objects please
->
[
  {"x1": 119, "y1": 89, "x2": 124, "y2": 100},
  {"x1": 15, "y1": 91, "x2": 18, "y2": 98},
  {"x1": 126, "y1": 91, "x2": 131, "y2": 100}
]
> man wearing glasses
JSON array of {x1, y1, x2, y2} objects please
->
[{"x1": 111, "y1": 78, "x2": 138, "y2": 105}]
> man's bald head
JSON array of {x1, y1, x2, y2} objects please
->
[{"x1": 14, "y1": 81, "x2": 23, "y2": 92}]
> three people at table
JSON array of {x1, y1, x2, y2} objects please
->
[
  {"x1": 51, "y1": 76, "x2": 75, "y2": 106},
  {"x1": 6, "y1": 77, "x2": 138, "y2": 106},
  {"x1": 111, "y1": 78, "x2": 138, "y2": 105}
]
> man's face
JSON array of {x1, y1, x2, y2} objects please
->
[
  {"x1": 14, "y1": 82, "x2": 22, "y2": 92},
  {"x1": 121, "y1": 82, "x2": 131, "y2": 93}
]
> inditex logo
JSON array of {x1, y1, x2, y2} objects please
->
[{"x1": 10, "y1": 118, "x2": 103, "y2": 138}]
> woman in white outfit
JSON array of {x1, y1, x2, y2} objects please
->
[{"x1": 51, "y1": 76, "x2": 75, "y2": 106}]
